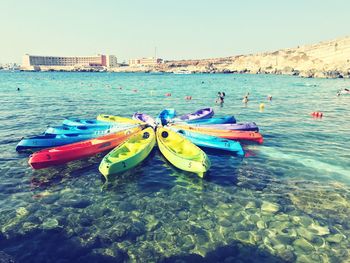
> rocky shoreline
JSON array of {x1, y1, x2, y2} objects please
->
[{"x1": 111, "y1": 36, "x2": 350, "y2": 79}]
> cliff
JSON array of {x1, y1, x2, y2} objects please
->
[{"x1": 112, "y1": 36, "x2": 350, "y2": 78}]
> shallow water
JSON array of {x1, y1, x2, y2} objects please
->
[{"x1": 0, "y1": 71, "x2": 350, "y2": 262}]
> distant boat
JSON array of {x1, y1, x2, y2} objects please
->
[{"x1": 173, "y1": 70, "x2": 192, "y2": 75}]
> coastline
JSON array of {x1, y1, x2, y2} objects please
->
[
  {"x1": 110, "y1": 36, "x2": 350, "y2": 79},
  {"x1": 13, "y1": 35, "x2": 350, "y2": 79}
]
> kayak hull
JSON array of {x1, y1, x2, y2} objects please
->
[
  {"x1": 132, "y1": 113, "x2": 157, "y2": 127},
  {"x1": 28, "y1": 127, "x2": 141, "y2": 169},
  {"x1": 188, "y1": 122, "x2": 259, "y2": 132},
  {"x1": 185, "y1": 116, "x2": 236, "y2": 124},
  {"x1": 45, "y1": 124, "x2": 137, "y2": 135},
  {"x1": 16, "y1": 134, "x2": 99, "y2": 151},
  {"x1": 171, "y1": 124, "x2": 263, "y2": 144},
  {"x1": 178, "y1": 107, "x2": 214, "y2": 121},
  {"x1": 156, "y1": 127, "x2": 211, "y2": 177},
  {"x1": 97, "y1": 114, "x2": 145, "y2": 125},
  {"x1": 62, "y1": 118, "x2": 114, "y2": 127},
  {"x1": 170, "y1": 127, "x2": 244, "y2": 155},
  {"x1": 99, "y1": 127, "x2": 156, "y2": 178}
]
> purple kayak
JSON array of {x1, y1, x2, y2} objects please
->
[
  {"x1": 132, "y1": 112, "x2": 156, "y2": 127},
  {"x1": 178, "y1": 108, "x2": 214, "y2": 121},
  {"x1": 189, "y1": 122, "x2": 259, "y2": 132}
]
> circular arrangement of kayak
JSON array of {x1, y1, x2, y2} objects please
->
[{"x1": 17, "y1": 107, "x2": 264, "y2": 179}]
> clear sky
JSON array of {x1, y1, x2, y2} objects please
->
[{"x1": 1, "y1": 0, "x2": 350, "y2": 64}]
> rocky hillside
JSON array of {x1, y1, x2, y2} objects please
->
[{"x1": 113, "y1": 36, "x2": 350, "y2": 78}]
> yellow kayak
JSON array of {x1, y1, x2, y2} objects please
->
[
  {"x1": 99, "y1": 127, "x2": 156, "y2": 179},
  {"x1": 156, "y1": 127, "x2": 211, "y2": 177},
  {"x1": 97, "y1": 114, "x2": 145, "y2": 125}
]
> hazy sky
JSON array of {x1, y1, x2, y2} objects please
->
[{"x1": 1, "y1": 0, "x2": 350, "y2": 64}]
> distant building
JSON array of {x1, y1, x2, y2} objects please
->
[
  {"x1": 21, "y1": 54, "x2": 117, "y2": 71},
  {"x1": 106, "y1": 55, "x2": 118, "y2": 68},
  {"x1": 129, "y1": 57, "x2": 163, "y2": 66}
]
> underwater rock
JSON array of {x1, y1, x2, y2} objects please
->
[
  {"x1": 299, "y1": 216, "x2": 314, "y2": 227},
  {"x1": 293, "y1": 238, "x2": 315, "y2": 253},
  {"x1": 275, "y1": 233, "x2": 295, "y2": 245},
  {"x1": 326, "y1": 233, "x2": 345, "y2": 243},
  {"x1": 1, "y1": 207, "x2": 30, "y2": 236},
  {"x1": 274, "y1": 213, "x2": 289, "y2": 221},
  {"x1": 21, "y1": 222, "x2": 38, "y2": 234},
  {"x1": 144, "y1": 215, "x2": 160, "y2": 232},
  {"x1": 257, "y1": 220, "x2": 266, "y2": 230},
  {"x1": 182, "y1": 235, "x2": 196, "y2": 250},
  {"x1": 261, "y1": 201, "x2": 279, "y2": 213},
  {"x1": 309, "y1": 223, "x2": 330, "y2": 236},
  {"x1": 42, "y1": 218, "x2": 60, "y2": 230},
  {"x1": 16, "y1": 207, "x2": 28, "y2": 217},
  {"x1": 177, "y1": 211, "x2": 189, "y2": 220},
  {"x1": 311, "y1": 236, "x2": 326, "y2": 248},
  {"x1": 119, "y1": 201, "x2": 136, "y2": 212},
  {"x1": 201, "y1": 219, "x2": 215, "y2": 230},
  {"x1": 296, "y1": 227, "x2": 314, "y2": 241},
  {"x1": 230, "y1": 212, "x2": 245, "y2": 223},
  {"x1": 249, "y1": 213, "x2": 261, "y2": 223},
  {"x1": 245, "y1": 201, "x2": 257, "y2": 209},
  {"x1": 234, "y1": 231, "x2": 255, "y2": 245},
  {"x1": 218, "y1": 218, "x2": 232, "y2": 228},
  {"x1": 283, "y1": 245, "x2": 297, "y2": 261},
  {"x1": 128, "y1": 221, "x2": 146, "y2": 240},
  {"x1": 40, "y1": 193, "x2": 60, "y2": 204},
  {"x1": 194, "y1": 228, "x2": 210, "y2": 244},
  {"x1": 60, "y1": 199, "x2": 91, "y2": 209},
  {"x1": 110, "y1": 224, "x2": 130, "y2": 241},
  {"x1": 0, "y1": 251, "x2": 16, "y2": 263}
]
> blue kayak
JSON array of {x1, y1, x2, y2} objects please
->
[
  {"x1": 45, "y1": 124, "x2": 136, "y2": 135},
  {"x1": 170, "y1": 127, "x2": 244, "y2": 156},
  {"x1": 16, "y1": 133, "x2": 103, "y2": 151},
  {"x1": 184, "y1": 116, "x2": 236, "y2": 124},
  {"x1": 156, "y1": 109, "x2": 176, "y2": 126},
  {"x1": 62, "y1": 118, "x2": 114, "y2": 127}
]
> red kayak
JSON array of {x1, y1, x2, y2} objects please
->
[
  {"x1": 172, "y1": 124, "x2": 263, "y2": 144},
  {"x1": 28, "y1": 127, "x2": 141, "y2": 169}
]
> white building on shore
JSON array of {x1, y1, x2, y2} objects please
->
[
  {"x1": 21, "y1": 54, "x2": 117, "y2": 71},
  {"x1": 129, "y1": 57, "x2": 163, "y2": 66}
]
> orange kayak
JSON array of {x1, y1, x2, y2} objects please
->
[
  {"x1": 28, "y1": 127, "x2": 141, "y2": 169},
  {"x1": 171, "y1": 124, "x2": 263, "y2": 144}
]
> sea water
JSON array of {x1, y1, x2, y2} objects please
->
[{"x1": 0, "y1": 71, "x2": 349, "y2": 262}]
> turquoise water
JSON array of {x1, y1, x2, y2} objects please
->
[{"x1": 0, "y1": 71, "x2": 350, "y2": 262}]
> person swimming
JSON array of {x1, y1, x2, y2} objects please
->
[
  {"x1": 215, "y1": 92, "x2": 225, "y2": 107},
  {"x1": 242, "y1": 92, "x2": 249, "y2": 104}
]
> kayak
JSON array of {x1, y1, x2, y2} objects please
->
[
  {"x1": 16, "y1": 133, "x2": 103, "y2": 151},
  {"x1": 132, "y1": 112, "x2": 157, "y2": 127},
  {"x1": 45, "y1": 124, "x2": 137, "y2": 135},
  {"x1": 170, "y1": 127, "x2": 244, "y2": 155},
  {"x1": 97, "y1": 114, "x2": 145, "y2": 125},
  {"x1": 156, "y1": 109, "x2": 176, "y2": 126},
  {"x1": 156, "y1": 127, "x2": 211, "y2": 177},
  {"x1": 99, "y1": 127, "x2": 156, "y2": 179},
  {"x1": 62, "y1": 118, "x2": 114, "y2": 127},
  {"x1": 171, "y1": 124, "x2": 263, "y2": 144},
  {"x1": 28, "y1": 127, "x2": 141, "y2": 169},
  {"x1": 188, "y1": 122, "x2": 259, "y2": 132},
  {"x1": 185, "y1": 116, "x2": 236, "y2": 124},
  {"x1": 177, "y1": 108, "x2": 214, "y2": 121}
]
